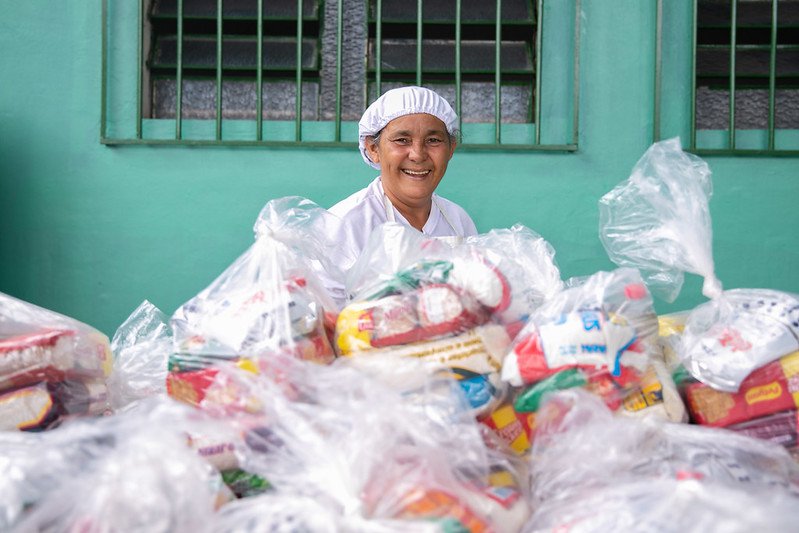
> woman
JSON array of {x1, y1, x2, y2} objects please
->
[{"x1": 330, "y1": 86, "x2": 478, "y2": 258}]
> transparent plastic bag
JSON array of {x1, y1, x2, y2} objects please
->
[
  {"x1": 336, "y1": 222, "x2": 564, "y2": 418},
  {"x1": 529, "y1": 390, "x2": 799, "y2": 500},
  {"x1": 0, "y1": 292, "x2": 113, "y2": 430},
  {"x1": 107, "y1": 300, "x2": 172, "y2": 410},
  {"x1": 168, "y1": 198, "x2": 340, "y2": 409},
  {"x1": 599, "y1": 137, "x2": 721, "y2": 302},
  {"x1": 522, "y1": 389, "x2": 799, "y2": 531},
  {"x1": 0, "y1": 396, "x2": 233, "y2": 532},
  {"x1": 212, "y1": 355, "x2": 531, "y2": 532},
  {"x1": 500, "y1": 269, "x2": 673, "y2": 422},
  {"x1": 599, "y1": 138, "x2": 799, "y2": 392}
]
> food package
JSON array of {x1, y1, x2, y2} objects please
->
[
  {"x1": 337, "y1": 249, "x2": 512, "y2": 415},
  {"x1": 599, "y1": 138, "x2": 799, "y2": 393},
  {"x1": 216, "y1": 354, "x2": 531, "y2": 532},
  {"x1": 684, "y1": 350, "x2": 799, "y2": 427},
  {"x1": 500, "y1": 268, "x2": 682, "y2": 425},
  {"x1": 520, "y1": 389, "x2": 799, "y2": 530},
  {"x1": 168, "y1": 198, "x2": 341, "y2": 409},
  {"x1": 728, "y1": 410, "x2": 799, "y2": 458},
  {"x1": 0, "y1": 396, "x2": 235, "y2": 531},
  {"x1": 0, "y1": 292, "x2": 113, "y2": 430}
]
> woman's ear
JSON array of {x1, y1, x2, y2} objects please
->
[
  {"x1": 448, "y1": 140, "x2": 457, "y2": 160},
  {"x1": 365, "y1": 137, "x2": 381, "y2": 164}
]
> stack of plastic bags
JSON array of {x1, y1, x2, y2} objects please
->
[
  {"x1": 0, "y1": 292, "x2": 112, "y2": 431},
  {"x1": 335, "y1": 222, "x2": 564, "y2": 453}
]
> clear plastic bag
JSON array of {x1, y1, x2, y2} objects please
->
[
  {"x1": 107, "y1": 300, "x2": 172, "y2": 410},
  {"x1": 599, "y1": 138, "x2": 799, "y2": 392},
  {"x1": 0, "y1": 396, "x2": 234, "y2": 532},
  {"x1": 336, "y1": 223, "x2": 562, "y2": 418},
  {"x1": 0, "y1": 292, "x2": 113, "y2": 430},
  {"x1": 168, "y1": 198, "x2": 340, "y2": 409},
  {"x1": 599, "y1": 137, "x2": 721, "y2": 302},
  {"x1": 211, "y1": 355, "x2": 531, "y2": 532},
  {"x1": 500, "y1": 268, "x2": 681, "y2": 426}
]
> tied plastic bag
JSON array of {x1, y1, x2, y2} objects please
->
[
  {"x1": 336, "y1": 224, "x2": 528, "y2": 416},
  {"x1": 599, "y1": 138, "x2": 799, "y2": 392},
  {"x1": 500, "y1": 269, "x2": 682, "y2": 423},
  {"x1": 0, "y1": 397, "x2": 233, "y2": 532},
  {"x1": 214, "y1": 355, "x2": 531, "y2": 532},
  {"x1": 337, "y1": 222, "x2": 564, "y2": 418},
  {"x1": 168, "y1": 197, "x2": 340, "y2": 409},
  {"x1": 0, "y1": 292, "x2": 113, "y2": 431},
  {"x1": 522, "y1": 389, "x2": 799, "y2": 531}
]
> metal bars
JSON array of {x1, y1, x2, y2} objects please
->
[
  {"x1": 681, "y1": 0, "x2": 798, "y2": 155},
  {"x1": 102, "y1": 0, "x2": 580, "y2": 151}
]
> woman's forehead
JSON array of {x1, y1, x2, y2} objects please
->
[{"x1": 383, "y1": 113, "x2": 448, "y2": 134}]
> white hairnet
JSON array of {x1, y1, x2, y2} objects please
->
[{"x1": 358, "y1": 86, "x2": 459, "y2": 169}]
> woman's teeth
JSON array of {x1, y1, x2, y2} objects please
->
[{"x1": 403, "y1": 169, "x2": 430, "y2": 176}]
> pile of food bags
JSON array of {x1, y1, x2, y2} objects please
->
[
  {"x1": 600, "y1": 137, "x2": 799, "y2": 458},
  {"x1": 3, "y1": 138, "x2": 799, "y2": 530},
  {"x1": 0, "y1": 292, "x2": 113, "y2": 431}
]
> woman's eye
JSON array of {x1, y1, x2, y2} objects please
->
[
  {"x1": 392, "y1": 138, "x2": 409, "y2": 145},
  {"x1": 427, "y1": 138, "x2": 443, "y2": 145}
]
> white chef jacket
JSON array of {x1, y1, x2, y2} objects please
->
[{"x1": 329, "y1": 177, "x2": 478, "y2": 262}]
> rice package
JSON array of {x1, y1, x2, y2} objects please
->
[{"x1": 0, "y1": 292, "x2": 112, "y2": 431}]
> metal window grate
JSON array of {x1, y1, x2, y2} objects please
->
[
  {"x1": 102, "y1": 0, "x2": 580, "y2": 150},
  {"x1": 655, "y1": 0, "x2": 799, "y2": 156}
]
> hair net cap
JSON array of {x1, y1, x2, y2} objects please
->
[{"x1": 358, "y1": 86, "x2": 459, "y2": 169}]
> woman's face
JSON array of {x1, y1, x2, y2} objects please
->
[{"x1": 366, "y1": 113, "x2": 457, "y2": 209}]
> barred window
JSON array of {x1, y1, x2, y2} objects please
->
[{"x1": 102, "y1": 0, "x2": 580, "y2": 149}]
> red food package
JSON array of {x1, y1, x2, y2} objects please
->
[{"x1": 685, "y1": 350, "x2": 799, "y2": 427}]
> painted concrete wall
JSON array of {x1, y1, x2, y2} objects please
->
[{"x1": 1, "y1": 1, "x2": 797, "y2": 336}]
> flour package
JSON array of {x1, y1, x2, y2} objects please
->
[
  {"x1": 167, "y1": 197, "x2": 342, "y2": 410},
  {"x1": 599, "y1": 138, "x2": 799, "y2": 394},
  {"x1": 0, "y1": 292, "x2": 113, "y2": 431},
  {"x1": 336, "y1": 222, "x2": 562, "y2": 418},
  {"x1": 521, "y1": 389, "x2": 799, "y2": 532}
]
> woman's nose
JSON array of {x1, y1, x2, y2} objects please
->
[{"x1": 408, "y1": 140, "x2": 427, "y2": 161}]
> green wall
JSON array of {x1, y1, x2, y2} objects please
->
[{"x1": 1, "y1": 1, "x2": 797, "y2": 337}]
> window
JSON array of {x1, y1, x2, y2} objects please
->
[
  {"x1": 657, "y1": 0, "x2": 799, "y2": 154},
  {"x1": 102, "y1": 0, "x2": 580, "y2": 149}
]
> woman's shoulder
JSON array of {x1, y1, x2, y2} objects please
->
[{"x1": 329, "y1": 177, "x2": 382, "y2": 218}]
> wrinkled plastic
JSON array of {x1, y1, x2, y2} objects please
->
[
  {"x1": 0, "y1": 396, "x2": 234, "y2": 532},
  {"x1": 680, "y1": 288, "x2": 799, "y2": 392},
  {"x1": 208, "y1": 355, "x2": 531, "y2": 532},
  {"x1": 107, "y1": 300, "x2": 171, "y2": 410},
  {"x1": 522, "y1": 389, "x2": 799, "y2": 531},
  {"x1": 501, "y1": 269, "x2": 676, "y2": 416},
  {"x1": 168, "y1": 198, "x2": 340, "y2": 410},
  {"x1": 599, "y1": 137, "x2": 722, "y2": 302},
  {"x1": 0, "y1": 292, "x2": 113, "y2": 431},
  {"x1": 336, "y1": 223, "x2": 562, "y2": 418},
  {"x1": 599, "y1": 139, "x2": 799, "y2": 392}
]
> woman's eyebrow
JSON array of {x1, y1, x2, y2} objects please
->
[{"x1": 389, "y1": 129, "x2": 447, "y2": 137}]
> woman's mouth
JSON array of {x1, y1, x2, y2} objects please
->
[{"x1": 402, "y1": 169, "x2": 431, "y2": 179}]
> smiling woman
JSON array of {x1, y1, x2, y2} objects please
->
[{"x1": 329, "y1": 86, "x2": 478, "y2": 260}]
